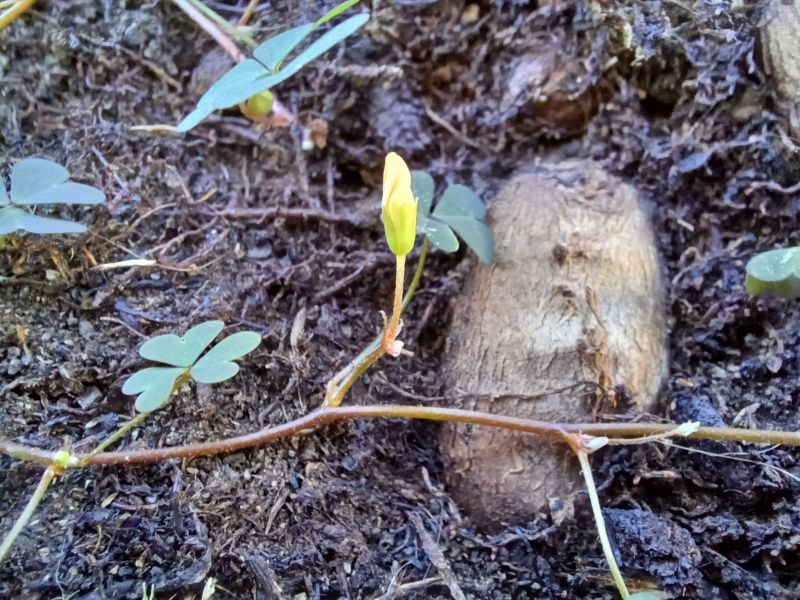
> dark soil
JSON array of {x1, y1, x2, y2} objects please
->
[{"x1": 1, "y1": 1, "x2": 799, "y2": 598}]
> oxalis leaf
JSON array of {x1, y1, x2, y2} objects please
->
[
  {"x1": 123, "y1": 321, "x2": 262, "y2": 413},
  {"x1": 745, "y1": 247, "x2": 800, "y2": 299},
  {"x1": 413, "y1": 173, "x2": 495, "y2": 263},
  {"x1": 177, "y1": 12, "x2": 369, "y2": 132}
]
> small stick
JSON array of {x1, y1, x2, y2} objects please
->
[
  {"x1": 5, "y1": 406, "x2": 800, "y2": 468},
  {"x1": 0, "y1": 0, "x2": 35, "y2": 31},
  {"x1": 171, "y1": 0, "x2": 244, "y2": 62},
  {"x1": 408, "y1": 513, "x2": 466, "y2": 600},
  {"x1": 238, "y1": 0, "x2": 261, "y2": 26}
]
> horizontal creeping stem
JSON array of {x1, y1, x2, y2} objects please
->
[{"x1": 3, "y1": 405, "x2": 800, "y2": 468}]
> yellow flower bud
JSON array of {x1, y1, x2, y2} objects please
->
[
  {"x1": 381, "y1": 152, "x2": 418, "y2": 256},
  {"x1": 245, "y1": 90, "x2": 274, "y2": 116}
]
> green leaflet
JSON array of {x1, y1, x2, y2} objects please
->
[
  {"x1": 139, "y1": 321, "x2": 225, "y2": 367},
  {"x1": 190, "y1": 331, "x2": 262, "y2": 384},
  {"x1": 11, "y1": 158, "x2": 69, "y2": 203},
  {"x1": 122, "y1": 367, "x2": 187, "y2": 413},
  {"x1": 0, "y1": 158, "x2": 105, "y2": 235},
  {"x1": 745, "y1": 247, "x2": 800, "y2": 299},
  {"x1": 10, "y1": 158, "x2": 104, "y2": 205},
  {"x1": 435, "y1": 183, "x2": 486, "y2": 221},
  {"x1": 253, "y1": 23, "x2": 315, "y2": 72},
  {"x1": 411, "y1": 170, "x2": 434, "y2": 218},
  {"x1": 0, "y1": 206, "x2": 87, "y2": 235}
]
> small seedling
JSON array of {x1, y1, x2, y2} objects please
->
[
  {"x1": 122, "y1": 320, "x2": 261, "y2": 413},
  {"x1": 177, "y1": 0, "x2": 369, "y2": 132},
  {"x1": 411, "y1": 170, "x2": 495, "y2": 263},
  {"x1": 0, "y1": 157, "x2": 105, "y2": 235},
  {"x1": 141, "y1": 583, "x2": 155, "y2": 600},
  {"x1": 745, "y1": 247, "x2": 800, "y2": 298}
]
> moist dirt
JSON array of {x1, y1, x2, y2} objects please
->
[{"x1": 1, "y1": 1, "x2": 800, "y2": 599}]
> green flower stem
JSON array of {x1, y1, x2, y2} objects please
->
[
  {"x1": 0, "y1": 466, "x2": 56, "y2": 563},
  {"x1": 573, "y1": 444, "x2": 630, "y2": 598},
  {"x1": 82, "y1": 371, "x2": 191, "y2": 463},
  {"x1": 387, "y1": 254, "x2": 406, "y2": 338},
  {"x1": 80, "y1": 411, "x2": 150, "y2": 464},
  {"x1": 324, "y1": 340, "x2": 385, "y2": 408},
  {"x1": 323, "y1": 241, "x2": 428, "y2": 408}
]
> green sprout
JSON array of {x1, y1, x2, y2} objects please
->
[
  {"x1": 177, "y1": 0, "x2": 369, "y2": 132},
  {"x1": 0, "y1": 157, "x2": 105, "y2": 235},
  {"x1": 745, "y1": 247, "x2": 800, "y2": 299},
  {"x1": 122, "y1": 320, "x2": 261, "y2": 413},
  {"x1": 411, "y1": 170, "x2": 495, "y2": 264}
]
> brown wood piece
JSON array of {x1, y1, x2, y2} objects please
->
[{"x1": 439, "y1": 160, "x2": 668, "y2": 528}]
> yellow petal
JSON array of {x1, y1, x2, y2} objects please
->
[
  {"x1": 381, "y1": 152, "x2": 417, "y2": 256},
  {"x1": 382, "y1": 152, "x2": 412, "y2": 210}
]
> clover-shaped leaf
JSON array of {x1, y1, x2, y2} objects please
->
[
  {"x1": 0, "y1": 157, "x2": 105, "y2": 235},
  {"x1": 412, "y1": 170, "x2": 495, "y2": 263},
  {"x1": 122, "y1": 321, "x2": 262, "y2": 413},
  {"x1": 745, "y1": 247, "x2": 800, "y2": 299},
  {"x1": 177, "y1": 4, "x2": 369, "y2": 132}
]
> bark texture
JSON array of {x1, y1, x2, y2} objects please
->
[
  {"x1": 761, "y1": 1, "x2": 800, "y2": 133},
  {"x1": 440, "y1": 160, "x2": 668, "y2": 528}
]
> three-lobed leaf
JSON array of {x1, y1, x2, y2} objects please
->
[
  {"x1": 123, "y1": 321, "x2": 262, "y2": 413},
  {"x1": 745, "y1": 247, "x2": 800, "y2": 299},
  {"x1": 177, "y1": 12, "x2": 369, "y2": 132},
  {"x1": 412, "y1": 171, "x2": 495, "y2": 263}
]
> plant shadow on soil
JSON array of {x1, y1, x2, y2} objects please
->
[{"x1": 1, "y1": 1, "x2": 800, "y2": 599}]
